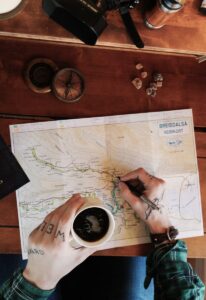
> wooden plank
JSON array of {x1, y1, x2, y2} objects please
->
[
  {"x1": 0, "y1": 0, "x2": 205, "y2": 55},
  {"x1": 185, "y1": 235, "x2": 206, "y2": 258},
  {"x1": 1, "y1": 38, "x2": 206, "y2": 126},
  {"x1": 196, "y1": 132, "x2": 206, "y2": 158},
  {"x1": 188, "y1": 258, "x2": 206, "y2": 286},
  {"x1": 0, "y1": 194, "x2": 18, "y2": 226},
  {"x1": 0, "y1": 228, "x2": 21, "y2": 254}
]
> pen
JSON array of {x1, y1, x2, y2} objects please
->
[
  {"x1": 138, "y1": 195, "x2": 160, "y2": 211},
  {"x1": 117, "y1": 177, "x2": 160, "y2": 211}
]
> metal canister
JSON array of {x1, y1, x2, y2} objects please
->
[
  {"x1": 145, "y1": 0, "x2": 184, "y2": 29},
  {"x1": 199, "y1": 0, "x2": 206, "y2": 14}
]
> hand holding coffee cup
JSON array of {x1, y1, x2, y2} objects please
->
[
  {"x1": 71, "y1": 198, "x2": 115, "y2": 248},
  {"x1": 23, "y1": 195, "x2": 97, "y2": 290}
]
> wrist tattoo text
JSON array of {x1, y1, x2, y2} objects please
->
[{"x1": 28, "y1": 248, "x2": 45, "y2": 255}]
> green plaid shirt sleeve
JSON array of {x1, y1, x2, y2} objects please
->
[
  {"x1": 0, "y1": 268, "x2": 54, "y2": 300},
  {"x1": 145, "y1": 240, "x2": 205, "y2": 300}
]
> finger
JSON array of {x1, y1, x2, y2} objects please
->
[
  {"x1": 62, "y1": 194, "x2": 82, "y2": 207},
  {"x1": 58, "y1": 195, "x2": 85, "y2": 233},
  {"x1": 120, "y1": 168, "x2": 150, "y2": 183},
  {"x1": 36, "y1": 195, "x2": 84, "y2": 241},
  {"x1": 49, "y1": 194, "x2": 82, "y2": 217},
  {"x1": 42, "y1": 194, "x2": 82, "y2": 225},
  {"x1": 48, "y1": 195, "x2": 85, "y2": 236},
  {"x1": 118, "y1": 181, "x2": 142, "y2": 211},
  {"x1": 56, "y1": 194, "x2": 82, "y2": 217},
  {"x1": 121, "y1": 168, "x2": 164, "y2": 189}
]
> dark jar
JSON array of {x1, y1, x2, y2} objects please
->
[
  {"x1": 199, "y1": 0, "x2": 206, "y2": 15},
  {"x1": 144, "y1": 0, "x2": 184, "y2": 29}
]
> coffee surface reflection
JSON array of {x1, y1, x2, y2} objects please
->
[{"x1": 73, "y1": 207, "x2": 109, "y2": 242}]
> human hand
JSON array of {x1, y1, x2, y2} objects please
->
[
  {"x1": 23, "y1": 194, "x2": 95, "y2": 290},
  {"x1": 119, "y1": 168, "x2": 172, "y2": 234}
]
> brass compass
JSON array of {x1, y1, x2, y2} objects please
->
[{"x1": 52, "y1": 68, "x2": 85, "y2": 103}]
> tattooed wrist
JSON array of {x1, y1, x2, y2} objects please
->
[
  {"x1": 147, "y1": 214, "x2": 172, "y2": 234},
  {"x1": 144, "y1": 198, "x2": 161, "y2": 220},
  {"x1": 28, "y1": 248, "x2": 45, "y2": 255}
]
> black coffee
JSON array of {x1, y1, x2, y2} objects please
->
[{"x1": 73, "y1": 207, "x2": 109, "y2": 242}]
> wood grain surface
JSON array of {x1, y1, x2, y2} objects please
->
[
  {"x1": 1, "y1": 38, "x2": 206, "y2": 126},
  {"x1": 0, "y1": 0, "x2": 205, "y2": 55},
  {"x1": 0, "y1": 36, "x2": 206, "y2": 257}
]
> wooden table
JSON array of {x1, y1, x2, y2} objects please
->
[
  {"x1": 0, "y1": 0, "x2": 206, "y2": 258},
  {"x1": 0, "y1": 0, "x2": 206, "y2": 55}
]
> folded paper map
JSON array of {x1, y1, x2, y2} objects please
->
[{"x1": 10, "y1": 109, "x2": 203, "y2": 259}]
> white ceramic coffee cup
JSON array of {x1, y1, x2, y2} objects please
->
[
  {"x1": 70, "y1": 200, "x2": 115, "y2": 248},
  {"x1": 0, "y1": 0, "x2": 26, "y2": 20}
]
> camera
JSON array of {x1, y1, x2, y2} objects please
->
[{"x1": 43, "y1": 0, "x2": 144, "y2": 48}]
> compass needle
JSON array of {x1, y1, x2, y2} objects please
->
[{"x1": 53, "y1": 68, "x2": 85, "y2": 103}]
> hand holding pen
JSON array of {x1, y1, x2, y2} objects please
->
[
  {"x1": 117, "y1": 175, "x2": 160, "y2": 211},
  {"x1": 118, "y1": 168, "x2": 172, "y2": 234}
]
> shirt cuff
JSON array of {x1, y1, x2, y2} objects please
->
[
  {"x1": 10, "y1": 268, "x2": 55, "y2": 300},
  {"x1": 144, "y1": 240, "x2": 187, "y2": 288}
]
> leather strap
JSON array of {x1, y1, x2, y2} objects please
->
[
  {"x1": 150, "y1": 226, "x2": 179, "y2": 245},
  {"x1": 119, "y1": 6, "x2": 144, "y2": 48}
]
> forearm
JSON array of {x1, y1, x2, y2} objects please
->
[
  {"x1": 0, "y1": 268, "x2": 54, "y2": 300},
  {"x1": 145, "y1": 240, "x2": 205, "y2": 300}
]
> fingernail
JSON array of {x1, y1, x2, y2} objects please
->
[{"x1": 73, "y1": 193, "x2": 81, "y2": 198}]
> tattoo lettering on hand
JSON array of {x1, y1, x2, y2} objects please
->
[
  {"x1": 46, "y1": 224, "x2": 55, "y2": 234},
  {"x1": 55, "y1": 230, "x2": 65, "y2": 242},
  {"x1": 40, "y1": 221, "x2": 47, "y2": 231},
  {"x1": 28, "y1": 248, "x2": 45, "y2": 255}
]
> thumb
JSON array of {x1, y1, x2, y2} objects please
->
[{"x1": 119, "y1": 182, "x2": 142, "y2": 211}]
